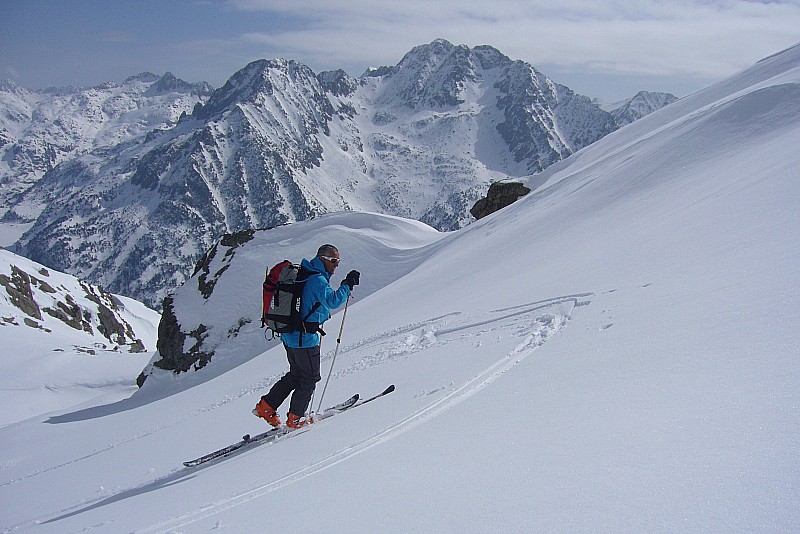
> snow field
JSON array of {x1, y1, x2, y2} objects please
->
[{"x1": 1, "y1": 44, "x2": 799, "y2": 532}]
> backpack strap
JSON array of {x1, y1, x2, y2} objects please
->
[{"x1": 297, "y1": 302, "x2": 325, "y2": 347}]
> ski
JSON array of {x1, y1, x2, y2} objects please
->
[
  {"x1": 354, "y1": 384, "x2": 395, "y2": 407},
  {"x1": 183, "y1": 394, "x2": 358, "y2": 467},
  {"x1": 182, "y1": 385, "x2": 395, "y2": 467}
]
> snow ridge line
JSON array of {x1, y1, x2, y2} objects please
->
[{"x1": 134, "y1": 297, "x2": 581, "y2": 534}]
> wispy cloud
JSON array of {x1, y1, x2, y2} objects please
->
[
  {"x1": 15, "y1": 1, "x2": 792, "y2": 99},
  {"x1": 227, "y1": 0, "x2": 800, "y2": 81}
]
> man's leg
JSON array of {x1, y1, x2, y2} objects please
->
[
  {"x1": 287, "y1": 345, "x2": 322, "y2": 416},
  {"x1": 262, "y1": 344, "x2": 298, "y2": 409}
]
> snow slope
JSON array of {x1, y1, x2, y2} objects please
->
[
  {"x1": 1, "y1": 43, "x2": 799, "y2": 532},
  {"x1": 0, "y1": 249, "x2": 159, "y2": 427}
]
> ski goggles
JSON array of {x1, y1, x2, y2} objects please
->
[{"x1": 320, "y1": 255, "x2": 341, "y2": 264}]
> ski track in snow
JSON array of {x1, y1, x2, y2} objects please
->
[
  {"x1": 331, "y1": 293, "x2": 591, "y2": 379},
  {"x1": 18, "y1": 293, "x2": 592, "y2": 531},
  {"x1": 130, "y1": 293, "x2": 590, "y2": 533},
  {"x1": 1, "y1": 294, "x2": 589, "y2": 496}
]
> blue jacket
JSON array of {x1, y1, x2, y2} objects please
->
[{"x1": 281, "y1": 256, "x2": 351, "y2": 348}]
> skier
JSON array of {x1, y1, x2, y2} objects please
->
[{"x1": 254, "y1": 244, "x2": 360, "y2": 428}]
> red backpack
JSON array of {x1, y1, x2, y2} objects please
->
[{"x1": 261, "y1": 260, "x2": 292, "y2": 328}]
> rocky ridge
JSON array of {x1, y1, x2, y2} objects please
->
[
  {"x1": 0, "y1": 248, "x2": 157, "y2": 353},
  {"x1": 0, "y1": 73, "x2": 212, "y2": 219}
]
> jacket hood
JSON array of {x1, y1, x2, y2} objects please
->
[{"x1": 302, "y1": 257, "x2": 331, "y2": 280}]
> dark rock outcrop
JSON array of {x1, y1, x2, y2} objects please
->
[
  {"x1": 470, "y1": 182, "x2": 531, "y2": 219},
  {"x1": 0, "y1": 265, "x2": 42, "y2": 320},
  {"x1": 150, "y1": 295, "x2": 213, "y2": 373}
]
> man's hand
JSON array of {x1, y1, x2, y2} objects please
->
[{"x1": 344, "y1": 270, "x2": 360, "y2": 289}]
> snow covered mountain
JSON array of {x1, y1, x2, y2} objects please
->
[
  {"x1": 0, "y1": 73, "x2": 212, "y2": 221},
  {"x1": 137, "y1": 213, "x2": 443, "y2": 385},
  {"x1": 1, "y1": 41, "x2": 798, "y2": 532},
  {"x1": 8, "y1": 39, "x2": 635, "y2": 309},
  {"x1": 0, "y1": 248, "x2": 159, "y2": 426},
  {"x1": 606, "y1": 90, "x2": 679, "y2": 125}
]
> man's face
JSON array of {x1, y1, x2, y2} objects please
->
[{"x1": 319, "y1": 251, "x2": 341, "y2": 275}]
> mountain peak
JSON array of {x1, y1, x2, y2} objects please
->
[
  {"x1": 472, "y1": 44, "x2": 512, "y2": 69},
  {"x1": 0, "y1": 79, "x2": 25, "y2": 95},
  {"x1": 403, "y1": 38, "x2": 458, "y2": 58},
  {"x1": 194, "y1": 58, "x2": 318, "y2": 120},
  {"x1": 318, "y1": 69, "x2": 358, "y2": 96},
  {"x1": 145, "y1": 72, "x2": 213, "y2": 96},
  {"x1": 610, "y1": 91, "x2": 678, "y2": 125},
  {"x1": 376, "y1": 39, "x2": 488, "y2": 108}
]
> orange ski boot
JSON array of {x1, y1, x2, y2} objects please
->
[
  {"x1": 253, "y1": 399, "x2": 282, "y2": 427},
  {"x1": 286, "y1": 412, "x2": 314, "y2": 429}
]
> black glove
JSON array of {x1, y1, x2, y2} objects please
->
[{"x1": 343, "y1": 270, "x2": 360, "y2": 289}]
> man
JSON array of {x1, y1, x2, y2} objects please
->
[{"x1": 254, "y1": 244, "x2": 360, "y2": 428}]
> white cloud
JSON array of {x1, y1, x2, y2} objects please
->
[{"x1": 227, "y1": 0, "x2": 800, "y2": 81}]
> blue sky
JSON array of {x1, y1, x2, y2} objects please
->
[{"x1": 1, "y1": 0, "x2": 798, "y2": 101}]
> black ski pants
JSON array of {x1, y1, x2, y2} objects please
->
[{"x1": 263, "y1": 344, "x2": 322, "y2": 417}]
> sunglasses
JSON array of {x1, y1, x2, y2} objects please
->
[{"x1": 320, "y1": 255, "x2": 341, "y2": 264}]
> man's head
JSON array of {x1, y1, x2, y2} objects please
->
[{"x1": 317, "y1": 244, "x2": 340, "y2": 275}]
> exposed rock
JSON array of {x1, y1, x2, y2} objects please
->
[
  {"x1": 470, "y1": 182, "x2": 531, "y2": 219},
  {"x1": 226, "y1": 317, "x2": 251, "y2": 339},
  {"x1": 151, "y1": 295, "x2": 214, "y2": 373},
  {"x1": 1, "y1": 248, "x2": 158, "y2": 375},
  {"x1": 31, "y1": 275, "x2": 56, "y2": 293},
  {"x1": 220, "y1": 229, "x2": 255, "y2": 249},
  {"x1": 136, "y1": 370, "x2": 148, "y2": 388},
  {"x1": 96, "y1": 302, "x2": 127, "y2": 344},
  {"x1": 196, "y1": 229, "x2": 255, "y2": 299},
  {"x1": 42, "y1": 297, "x2": 86, "y2": 332},
  {"x1": 195, "y1": 244, "x2": 220, "y2": 299},
  {"x1": 138, "y1": 228, "x2": 267, "y2": 384},
  {"x1": 152, "y1": 295, "x2": 185, "y2": 371},
  {"x1": 0, "y1": 265, "x2": 42, "y2": 320}
]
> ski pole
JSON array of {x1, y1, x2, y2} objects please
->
[{"x1": 315, "y1": 294, "x2": 350, "y2": 413}]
